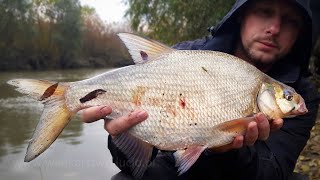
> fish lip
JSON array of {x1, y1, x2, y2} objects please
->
[{"x1": 292, "y1": 102, "x2": 308, "y2": 115}]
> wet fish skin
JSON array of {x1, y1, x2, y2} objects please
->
[{"x1": 6, "y1": 33, "x2": 308, "y2": 178}]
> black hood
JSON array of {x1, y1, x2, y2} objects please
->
[{"x1": 209, "y1": 0, "x2": 313, "y2": 81}]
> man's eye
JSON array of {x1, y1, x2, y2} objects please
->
[
  {"x1": 282, "y1": 15, "x2": 302, "y2": 27},
  {"x1": 255, "y1": 8, "x2": 273, "y2": 17}
]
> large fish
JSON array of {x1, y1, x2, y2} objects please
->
[{"x1": 7, "y1": 33, "x2": 308, "y2": 178}]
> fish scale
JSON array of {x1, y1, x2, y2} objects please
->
[{"x1": 7, "y1": 33, "x2": 308, "y2": 178}]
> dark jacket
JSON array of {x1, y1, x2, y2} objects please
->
[
  {"x1": 311, "y1": 0, "x2": 320, "y2": 45},
  {"x1": 109, "y1": 0, "x2": 320, "y2": 179}
]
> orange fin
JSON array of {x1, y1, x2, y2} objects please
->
[
  {"x1": 40, "y1": 83, "x2": 59, "y2": 100},
  {"x1": 216, "y1": 116, "x2": 256, "y2": 134},
  {"x1": 174, "y1": 145, "x2": 207, "y2": 175}
]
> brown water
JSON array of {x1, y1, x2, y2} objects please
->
[{"x1": 0, "y1": 69, "x2": 120, "y2": 180}]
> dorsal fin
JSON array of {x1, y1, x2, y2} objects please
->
[{"x1": 118, "y1": 33, "x2": 174, "y2": 64}]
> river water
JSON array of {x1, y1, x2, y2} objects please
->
[{"x1": 0, "y1": 69, "x2": 120, "y2": 180}]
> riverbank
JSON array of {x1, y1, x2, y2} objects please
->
[{"x1": 0, "y1": 56, "x2": 133, "y2": 71}]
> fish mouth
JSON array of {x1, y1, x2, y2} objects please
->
[
  {"x1": 289, "y1": 94, "x2": 308, "y2": 115},
  {"x1": 292, "y1": 100, "x2": 308, "y2": 115}
]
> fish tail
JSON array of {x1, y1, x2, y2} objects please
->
[{"x1": 7, "y1": 79, "x2": 73, "y2": 162}]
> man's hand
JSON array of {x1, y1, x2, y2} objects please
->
[
  {"x1": 81, "y1": 105, "x2": 148, "y2": 136},
  {"x1": 209, "y1": 113, "x2": 283, "y2": 153}
]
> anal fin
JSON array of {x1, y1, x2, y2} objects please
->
[
  {"x1": 113, "y1": 133, "x2": 154, "y2": 179},
  {"x1": 174, "y1": 145, "x2": 207, "y2": 175}
]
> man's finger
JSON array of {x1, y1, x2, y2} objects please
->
[
  {"x1": 270, "y1": 118, "x2": 284, "y2": 131},
  {"x1": 232, "y1": 135, "x2": 244, "y2": 149},
  {"x1": 81, "y1": 105, "x2": 112, "y2": 123},
  {"x1": 255, "y1": 113, "x2": 270, "y2": 140},
  {"x1": 104, "y1": 110, "x2": 148, "y2": 136},
  {"x1": 244, "y1": 121, "x2": 258, "y2": 146}
]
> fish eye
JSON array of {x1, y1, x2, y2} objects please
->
[{"x1": 283, "y1": 90, "x2": 293, "y2": 101}]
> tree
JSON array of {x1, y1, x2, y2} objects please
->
[
  {"x1": 125, "y1": 0, "x2": 235, "y2": 45},
  {"x1": 0, "y1": 0, "x2": 34, "y2": 68},
  {"x1": 53, "y1": 0, "x2": 82, "y2": 68}
]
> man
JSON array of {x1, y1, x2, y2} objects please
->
[{"x1": 82, "y1": 0, "x2": 319, "y2": 179}]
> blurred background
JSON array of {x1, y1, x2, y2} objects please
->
[{"x1": 0, "y1": 0, "x2": 319, "y2": 179}]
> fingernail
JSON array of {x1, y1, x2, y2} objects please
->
[
  {"x1": 137, "y1": 111, "x2": 148, "y2": 119},
  {"x1": 249, "y1": 121, "x2": 257, "y2": 128}
]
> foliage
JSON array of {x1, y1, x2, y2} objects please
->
[
  {"x1": 0, "y1": 0, "x2": 130, "y2": 70},
  {"x1": 81, "y1": 12, "x2": 131, "y2": 67},
  {"x1": 0, "y1": 0, "x2": 34, "y2": 68},
  {"x1": 125, "y1": 0, "x2": 235, "y2": 45},
  {"x1": 1, "y1": 0, "x2": 318, "y2": 72}
]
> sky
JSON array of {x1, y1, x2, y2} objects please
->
[{"x1": 80, "y1": 0, "x2": 128, "y2": 22}]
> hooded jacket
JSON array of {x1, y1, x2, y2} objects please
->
[
  {"x1": 109, "y1": 0, "x2": 319, "y2": 179},
  {"x1": 174, "y1": 0, "x2": 313, "y2": 83}
]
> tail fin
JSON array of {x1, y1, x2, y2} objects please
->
[{"x1": 7, "y1": 79, "x2": 73, "y2": 162}]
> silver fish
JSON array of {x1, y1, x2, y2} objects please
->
[{"x1": 7, "y1": 33, "x2": 308, "y2": 178}]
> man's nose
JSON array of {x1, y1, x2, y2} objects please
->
[{"x1": 265, "y1": 16, "x2": 281, "y2": 35}]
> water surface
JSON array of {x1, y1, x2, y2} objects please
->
[{"x1": 0, "y1": 69, "x2": 120, "y2": 180}]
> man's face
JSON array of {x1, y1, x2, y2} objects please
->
[{"x1": 239, "y1": 0, "x2": 303, "y2": 67}]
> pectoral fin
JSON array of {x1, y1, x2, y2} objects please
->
[
  {"x1": 173, "y1": 145, "x2": 207, "y2": 175},
  {"x1": 216, "y1": 116, "x2": 256, "y2": 134}
]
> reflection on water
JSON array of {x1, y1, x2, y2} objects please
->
[{"x1": 0, "y1": 68, "x2": 119, "y2": 180}]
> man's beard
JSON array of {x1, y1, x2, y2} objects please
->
[{"x1": 238, "y1": 40, "x2": 281, "y2": 71}]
